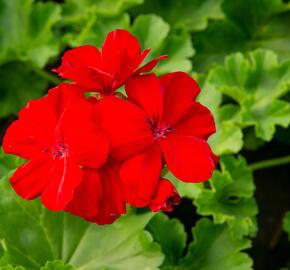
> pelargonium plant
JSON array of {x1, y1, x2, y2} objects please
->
[{"x1": 2, "y1": 29, "x2": 217, "y2": 225}]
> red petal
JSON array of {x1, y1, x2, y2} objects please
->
[
  {"x1": 120, "y1": 144, "x2": 163, "y2": 207},
  {"x1": 160, "y1": 72, "x2": 200, "y2": 125},
  {"x1": 149, "y1": 179, "x2": 181, "y2": 212},
  {"x1": 3, "y1": 120, "x2": 51, "y2": 160},
  {"x1": 10, "y1": 156, "x2": 51, "y2": 200},
  {"x1": 65, "y1": 168, "x2": 102, "y2": 217},
  {"x1": 134, "y1": 55, "x2": 168, "y2": 74},
  {"x1": 160, "y1": 134, "x2": 215, "y2": 183},
  {"x1": 60, "y1": 98, "x2": 109, "y2": 168},
  {"x1": 53, "y1": 45, "x2": 101, "y2": 77},
  {"x1": 125, "y1": 74, "x2": 164, "y2": 122},
  {"x1": 174, "y1": 102, "x2": 216, "y2": 140},
  {"x1": 40, "y1": 157, "x2": 82, "y2": 211},
  {"x1": 86, "y1": 162, "x2": 126, "y2": 225},
  {"x1": 101, "y1": 30, "x2": 141, "y2": 72},
  {"x1": 97, "y1": 96, "x2": 154, "y2": 160}
]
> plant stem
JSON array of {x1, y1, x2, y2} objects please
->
[
  {"x1": 249, "y1": 155, "x2": 290, "y2": 171},
  {"x1": 34, "y1": 68, "x2": 61, "y2": 85}
]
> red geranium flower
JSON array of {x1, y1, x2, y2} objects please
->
[
  {"x1": 53, "y1": 29, "x2": 167, "y2": 95},
  {"x1": 65, "y1": 161, "x2": 126, "y2": 225},
  {"x1": 97, "y1": 72, "x2": 217, "y2": 207},
  {"x1": 149, "y1": 179, "x2": 181, "y2": 212},
  {"x1": 3, "y1": 83, "x2": 109, "y2": 211}
]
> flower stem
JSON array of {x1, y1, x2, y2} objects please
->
[{"x1": 249, "y1": 155, "x2": 290, "y2": 171}]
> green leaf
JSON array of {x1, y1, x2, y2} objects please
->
[
  {"x1": 0, "y1": 149, "x2": 24, "y2": 180},
  {"x1": 63, "y1": 13, "x2": 130, "y2": 48},
  {"x1": 0, "y1": 62, "x2": 48, "y2": 118},
  {"x1": 0, "y1": 266, "x2": 25, "y2": 270},
  {"x1": 195, "y1": 156, "x2": 258, "y2": 239},
  {"x1": 179, "y1": 218, "x2": 253, "y2": 270},
  {"x1": 132, "y1": 15, "x2": 195, "y2": 74},
  {"x1": 283, "y1": 211, "x2": 290, "y2": 241},
  {"x1": 0, "y1": 180, "x2": 164, "y2": 269},
  {"x1": 0, "y1": 0, "x2": 61, "y2": 67},
  {"x1": 194, "y1": 0, "x2": 290, "y2": 70},
  {"x1": 63, "y1": 0, "x2": 143, "y2": 21},
  {"x1": 206, "y1": 50, "x2": 290, "y2": 141},
  {"x1": 197, "y1": 74, "x2": 243, "y2": 155},
  {"x1": 40, "y1": 261, "x2": 75, "y2": 270},
  {"x1": 130, "y1": 0, "x2": 224, "y2": 31},
  {"x1": 147, "y1": 213, "x2": 186, "y2": 266},
  {"x1": 163, "y1": 169, "x2": 203, "y2": 199}
]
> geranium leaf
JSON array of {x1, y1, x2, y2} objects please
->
[
  {"x1": 197, "y1": 74, "x2": 243, "y2": 155},
  {"x1": 40, "y1": 261, "x2": 75, "y2": 270},
  {"x1": 0, "y1": 180, "x2": 164, "y2": 269},
  {"x1": 0, "y1": 62, "x2": 48, "y2": 118},
  {"x1": 147, "y1": 213, "x2": 187, "y2": 266},
  {"x1": 163, "y1": 169, "x2": 203, "y2": 199},
  {"x1": 131, "y1": 15, "x2": 195, "y2": 74},
  {"x1": 62, "y1": 13, "x2": 130, "y2": 48},
  {"x1": 195, "y1": 156, "x2": 258, "y2": 239},
  {"x1": 62, "y1": 0, "x2": 143, "y2": 21},
  {"x1": 130, "y1": 0, "x2": 224, "y2": 31},
  {"x1": 179, "y1": 218, "x2": 253, "y2": 270},
  {"x1": 0, "y1": 266, "x2": 26, "y2": 270},
  {"x1": 194, "y1": 0, "x2": 290, "y2": 70},
  {"x1": 206, "y1": 50, "x2": 290, "y2": 141},
  {"x1": 0, "y1": 0, "x2": 61, "y2": 68}
]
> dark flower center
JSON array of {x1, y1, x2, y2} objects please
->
[
  {"x1": 52, "y1": 142, "x2": 68, "y2": 159},
  {"x1": 152, "y1": 123, "x2": 173, "y2": 139}
]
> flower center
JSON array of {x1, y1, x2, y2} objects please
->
[
  {"x1": 152, "y1": 123, "x2": 173, "y2": 139},
  {"x1": 52, "y1": 142, "x2": 68, "y2": 159}
]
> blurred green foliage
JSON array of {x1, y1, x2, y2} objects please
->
[{"x1": 1, "y1": 0, "x2": 290, "y2": 269}]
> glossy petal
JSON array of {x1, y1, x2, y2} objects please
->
[
  {"x1": 174, "y1": 102, "x2": 216, "y2": 140},
  {"x1": 120, "y1": 144, "x2": 163, "y2": 207},
  {"x1": 61, "y1": 99, "x2": 109, "y2": 168},
  {"x1": 3, "y1": 119, "x2": 51, "y2": 160},
  {"x1": 53, "y1": 45, "x2": 101, "y2": 78},
  {"x1": 161, "y1": 72, "x2": 200, "y2": 125},
  {"x1": 53, "y1": 30, "x2": 166, "y2": 94},
  {"x1": 41, "y1": 157, "x2": 82, "y2": 211},
  {"x1": 149, "y1": 179, "x2": 181, "y2": 212},
  {"x1": 97, "y1": 96, "x2": 154, "y2": 160},
  {"x1": 86, "y1": 162, "x2": 126, "y2": 225},
  {"x1": 65, "y1": 168, "x2": 102, "y2": 217},
  {"x1": 101, "y1": 29, "x2": 141, "y2": 73},
  {"x1": 125, "y1": 74, "x2": 164, "y2": 122},
  {"x1": 10, "y1": 156, "x2": 51, "y2": 200},
  {"x1": 134, "y1": 55, "x2": 168, "y2": 74},
  {"x1": 160, "y1": 134, "x2": 216, "y2": 183}
]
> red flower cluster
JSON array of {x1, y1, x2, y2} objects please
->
[{"x1": 3, "y1": 30, "x2": 217, "y2": 224}]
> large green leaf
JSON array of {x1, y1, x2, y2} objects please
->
[
  {"x1": 195, "y1": 156, "x2": 258, "y2": 239},
  {"x1": 40, "y1": 261, "x2": 75, "y2": 270},
  {"x1": 62, "y1": 0, "x2": 143, "y2": 22},
  {"x1": 205, "y1": 50, "x2": 290, "y2": 141},
  {"x1": 179, "y1": 218, "x2": 253, "y2": 270},
  {"x1": 197, "y1": 74, "x2": 243, "y2": 155},
  {"x1": 0, "y1": 180, "x2": 163, "y2": 269},
  {"x1": 0, "y1": 0, "x2": 61, "y2": 68},
  {"x1": 131, "y1": 14, "x2": 195, "y2": 74},
  {"x1": 194, "y1": 0, "x2": 290, "y2": 70},
  {"x1": 61, "y1": 0, "x2": 140, "y2": 47},
  {"x1": 147, "y1": 213, "x2": 186, "y2": 267},
  {"x1": 162, "y1": 169, "x2": 203, "y2": 199},
  {"x1": 130, "y1": 0, "x2": 224, "y2": 31},
  {"x1": 0, "y1": 62, "x2": 48, "y2": 118}
]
